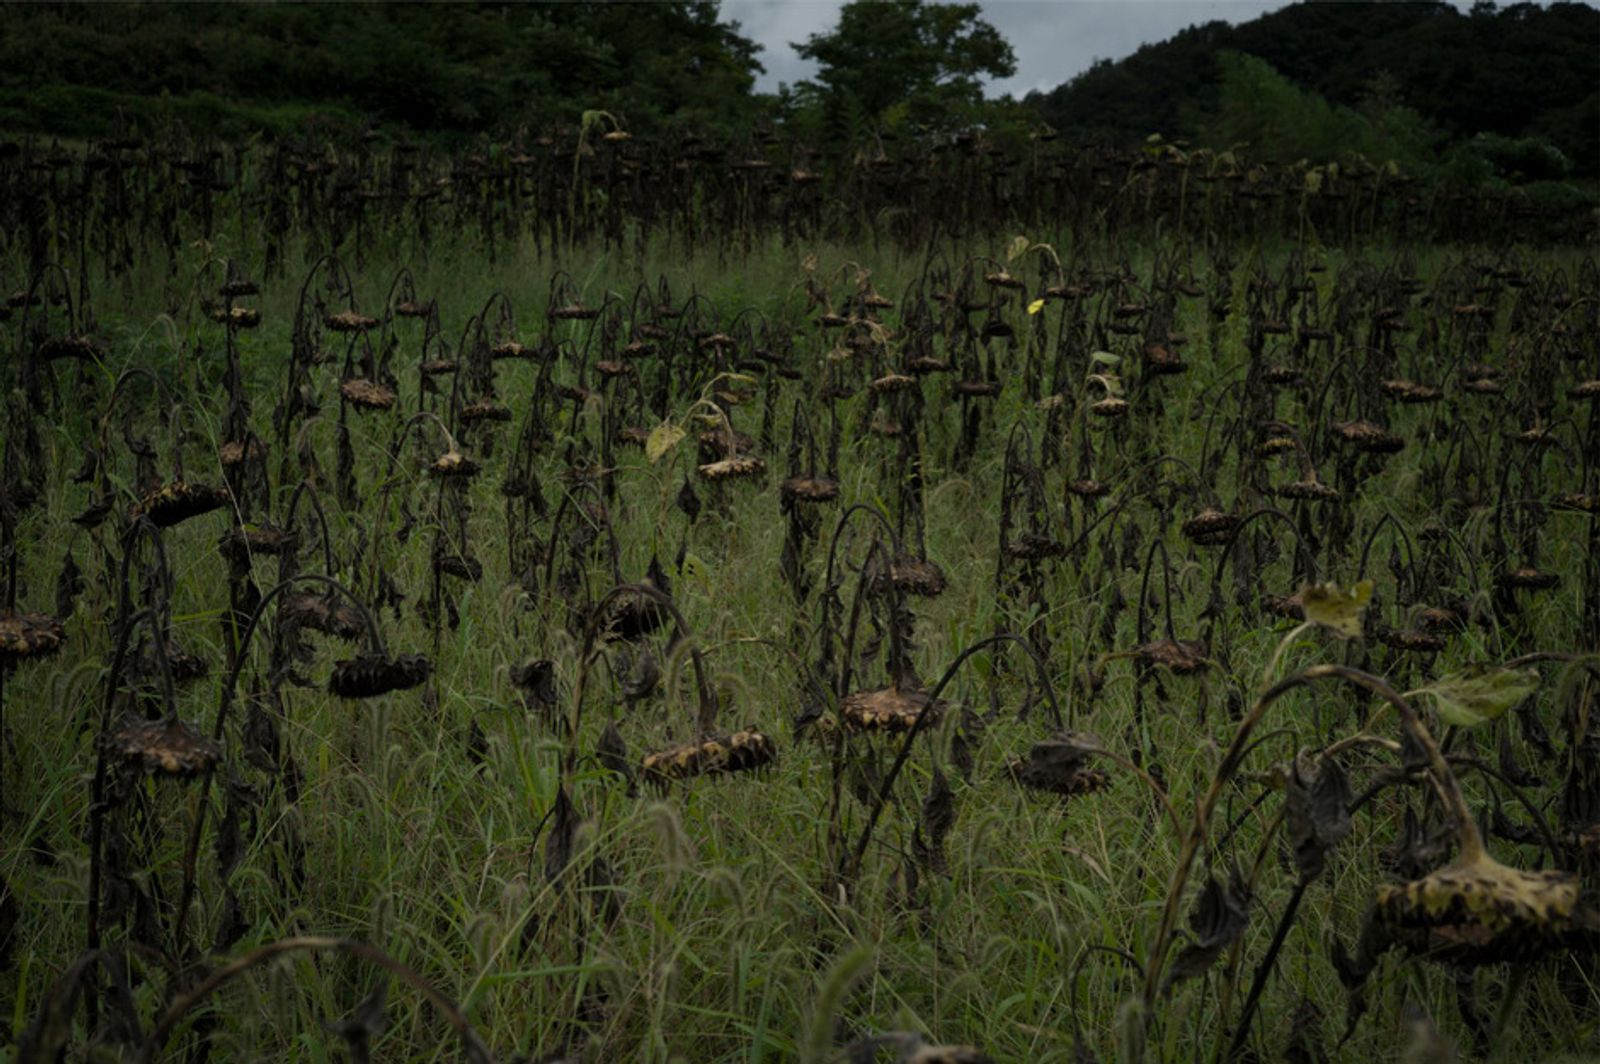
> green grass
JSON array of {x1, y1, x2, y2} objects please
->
[{"x1": 2, "y1": 224, "x2": 1597, "y2": 1063}]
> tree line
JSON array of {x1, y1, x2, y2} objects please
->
[{"x1": 1, "y1": 1, "x2": 1594, "y2": 182}]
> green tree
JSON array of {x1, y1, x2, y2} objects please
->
[{"x1": 792, "y1": 0, "x2": 1015, "y2": 131}]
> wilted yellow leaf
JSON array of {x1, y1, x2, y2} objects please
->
[
  {"x1": 1299, "y1": 579, "x2": 1373, "y2": 638},
  {"x1": 645, "y1": 421, "x2": 685, "y2": 464},
  {"x1": 1418, "y1": 665, "x2": 1539, "y2": 728},
  {"x1": 1027, "y1": 298, "x2": 1045, "y2": 315}
]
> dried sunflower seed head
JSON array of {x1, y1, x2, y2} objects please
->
[
  {"x1": 323, "y1": 309, "x2": 378, "y2": 333},
  {"x1": 1181, "y1": 509, "x2": 1239, "y2": 546},
  {"x1": 780, "y1": 475, "x2": 840, "y2": 504},
  {"x1": 108, "y1": 716, "x2": 221, "y2": 779},
  {"x1": 1007, "y1": 731, "x2": 1111, "y2": 800},
  {"x1": 1375, "y1": 853, "x2": 1583, "y2": 965},
  {"x1": 641, "y1": 727, "x2": 776, "y2": 785},
  {"x1": 1005, "y1": 531, "x2": 1065, "y2": 561},
  {"x1": 1500, "y1": 566, "x2": 1559, "y2": 591},
  {"x1": 1276, "y1": 477, "x2": 1340, "y2": 502},
  {"x1": 697, "y1": 456, "x2": 765, "y2": 481},
  {"x1": 841, "y1": 686, "x2": 946, "y2": 734},
  {"x1": 429, "y1": 451, "x2": 480, "y2": 478},
  {"x1": 134, "y1": 481, "x2": 229, "y2": 527},
  {"x1": 0, "y1": 612, "x2": 65, "y2": 661},
  {"x1": 1333, "y1": 420, "x2": 1405, "y2": 454},
  {"x1": 328, "y1": 654, "x2": 432, "y2": 698},
  {"x1": 458, "y1": 400, "x2": 512, "y2": 423},
  {"x1": 218, "y1": 525, "x2": 299, "y2": 563},
  {"x1": 874, "y1": 556, "x2": 947, "y2": 598},
  {"x1": 1134, "y1": 638, "x2": 1210, "y2": 675},
  {"x1": 339, "y1": 378, "x2": 397, "y2": 410},
  {"x1": 281, "y1": 594, "x2": 365, "y2": 640}
]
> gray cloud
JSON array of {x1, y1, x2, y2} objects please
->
[{"x1": 723, "y1": 0, "x2": 1488, "y2": 100}]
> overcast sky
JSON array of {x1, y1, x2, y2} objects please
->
[{"x1": 722, "y1": 0, "x2": 1474, "y2": 100}]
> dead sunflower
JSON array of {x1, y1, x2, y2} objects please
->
[
  {"x1": 1375, "y1": 852, "x2": 1583, "y2": 965},
  {"x1": 780, "y1": 476, "x2": 841, "y2": 505},
  {"x1": 1181, "y1": 509, "x2": 1239, "y2": 547},
  {"x1": 1332, "y1": 420, "x2": 1404, "y2": 454},
  {"x1": 875, "y1": 556, "x2": 947, "y2": 598},
  {"x1": 840, "y1": 686, "x2": 946, "y2": 734},
  {"x1": 327, "y1": 654, "x2": 432, "y2": 698},
  {"x1": 1006, "y1": 731, "x2": 1111, "y2": 800},
  {"x1": 280, "y1": 594, "x2": 366, "y2": 641},
  {"x1": 323, "y1": 309, "x2": 378, "y2": 333},
  {"x1": 0, "y1": 612, "x2": 65, "y2": 661},
  {"x1": 458, "y1": 400, "x2": 513, "y2": 423},
  {"x1": 134, "y1": 481, "x2": 229, "y2": 527},
  {"x1": 1135, "y1": 638, "x2": 1210, "y2": 675},
  {"x1": 641, "y1": 727, "x2": 776, "y2": 784},
  {"x1": 698, "y1": 456, "x2": 765, "y2": 481},
  {"x1": 429, "y1": 451, "x2": 480, "y2": 479},
  {"x1": 339, "y1": 378, "x2": 397, "y2": 410},
  {"x1": 107, "y1": 716, "x2": 222, "y2": 779}
]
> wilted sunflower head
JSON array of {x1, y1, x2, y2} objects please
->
[
  {"x1": 108, "y1": 716, "x2": 222, "y2": 779},
  {"x1": 780, "y1": 475, "x2": 840, "y2": 505},
  {"x1": 1333, "y1": 420, "x2": 1405, "y2": 454},
  {"x1": 339, "y1": 378, "x2": 397, "y2": 411},
  {"x1": 218, "y1": 437, "x2": 268, "y2": 468},
  {"x1": 1375, "y1": 852, "x2": 1583, "y2": 965},
  {"x1": 281, "y1": 593, "x2": 365, "y2": 641},
  {"x1": 1381, "y1": 378, "x2": 1442, "y2": 404},
  {"x1": 218, "y1": 525, "x2": 299, "y2": 564},
  {"x1": 458, "y1": 399, "x2": 513, "y2": 423},
  {"x1": 641, "y1": 727, "x2": 777, "y2": 785},
  {"x1": 873, "y1": 556, "x2": 947, "y2": 598},
  {"x1": 0, "y1": 611, "x2": 66, "y2": 661},
  {"x1": 134, "y1": 481, "x2": 230, "y2": 527},
  {"x1": 1134, "y1": 638, "x2": 1210, "y2": 675},
  {"x1": 870, "y1": 373, "x2": 916, "y2": 394},
  {"x1": 1007, "y1": 731, "x2": 1111, "y2": 801},
  {"x1": 209, "y1": 306, "x2": 261, "y2": 328},
  {"x1": 1181, "y1": 509, "x2": 1238, "y2": 546},
  {"x1": 429, "y1": 450, "x2": 480, "y2": 479},
  {"x1": 1005, "y1": 531, "x2": 1065, "y2": 561},
  {"x1": 1277, "y1": 477, "x2": 1340, "y2": 502},
  {"x1": 1500, "y1": 566, "x2": 1559, "y2": 592},
  {"x1": 327, "y1": 653, "x2": 431, "y2": 698},
  {"x1": 323, "y1": 309, "x2": 378, "y2": 333},
  {"x1": 698, "y1": 456, "x2": 765, "y2": 482},
  {"x1": 840, "y1": 686, "x2": 945, "y2": 734}
]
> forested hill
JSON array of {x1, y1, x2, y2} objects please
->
[
  {"x1": 1024, "y1": 1, "x2": 1600, "y2": 177},
  {"x1": 0, "y1": 2, "x2": 768, "y2": 140},
  {"x1": 2, "y1": 0, "x2": 1595, "y2": 183}
]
